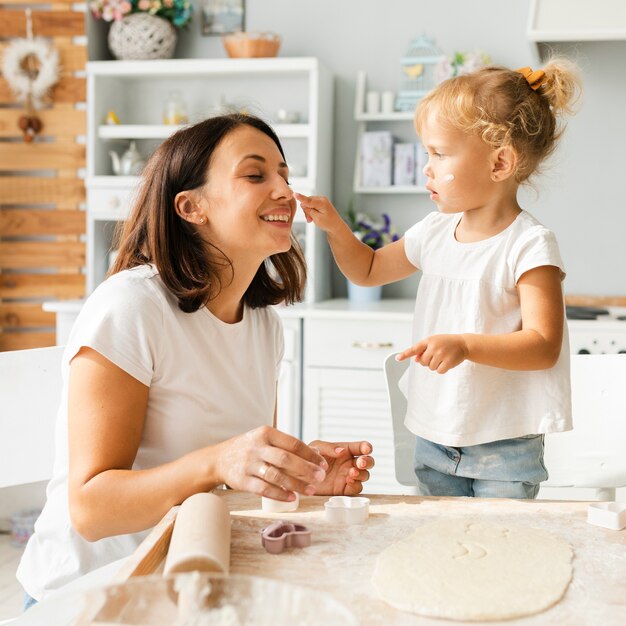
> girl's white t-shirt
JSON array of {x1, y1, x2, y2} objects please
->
[
  {"x1": 17, "y1": 265, "x2": 284, "y2": 600},
  {"x1": 403, "y1": 210, "x2": 572, "y2": 447}
]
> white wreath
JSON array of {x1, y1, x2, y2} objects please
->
[{"x1": 2, "y1": 37, "x2": 59, "y2": 109}]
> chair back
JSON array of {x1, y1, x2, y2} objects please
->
[
  {"x1": 383, "y1": 353, "x2": 417, "y2": 487},
  {"x1": 0, "y1": 346, "x2": 64, "y2": 488},
  {"x1": 543, "y1": 354, "x2": 626, "y2": 497},
  {"x1": 384, "y1": 353, "x2": 626, "y2": 498}
]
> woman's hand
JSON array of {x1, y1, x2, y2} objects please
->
[
  {"x1": 308, "y1": 441, "x2": 375, "y2": 495},
  {"x1": 213, "y1": 426, "x2": 329, "y2": 502}
]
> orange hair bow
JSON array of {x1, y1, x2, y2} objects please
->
[{"x1": 515, "y1": 66, "x2": 547, "y2": 91}]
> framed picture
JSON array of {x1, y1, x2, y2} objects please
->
[{"x1": 202, "y1": 0, "x2": 245, "y2": 36}]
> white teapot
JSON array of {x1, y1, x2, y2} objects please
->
[{"x1": 109, "y1": 141, "x2": 145, "y2": 176}]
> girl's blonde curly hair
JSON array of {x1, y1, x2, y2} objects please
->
[{"x1": 414, "y1": 57, "x2": 582, "y2": 183}]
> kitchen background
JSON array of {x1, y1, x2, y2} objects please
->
[
  {"x1": 1, "y1": 2, "x2": 626, "y2": 614},
  {"x1": 88, "y1": 0, "x2": 626, "y2": 300},
  {"x1": 80, "y1": 0, "x2": 626, "y2": 297}
]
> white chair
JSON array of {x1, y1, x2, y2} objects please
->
[
  {"x1": 383, "y1": 354, "x2": 415, "y2": 487},
  {"x1": 383, "y1": 353, "x2": 626, "y2": 500},
  {"x1": 0, "y1": 346, "x2": 64, "y2": 489},
  {"x1": 0, "y1": 346, "x2": 64, "y2": 625},
  {"x1": 542, "y1": 354, "x2": 626, "y2": 500}
]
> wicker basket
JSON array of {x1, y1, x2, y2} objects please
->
[{"x1": 222, "y1": 32, "x2": 281, "y2": 58}]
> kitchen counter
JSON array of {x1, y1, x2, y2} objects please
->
[
  {"x1": 223, "y1": 491, "x2": 626, "y2": 626},
  {"x1": 18, "y1": 491, "x2": 626, "y2": 625}
]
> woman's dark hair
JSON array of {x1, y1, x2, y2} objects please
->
[{"x1": 109, "y1": 113, "x2": 306, "y2": 312}]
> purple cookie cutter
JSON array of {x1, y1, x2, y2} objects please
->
[{"x1": 261, "y1": 520, "x2": 312, "y2": 554}]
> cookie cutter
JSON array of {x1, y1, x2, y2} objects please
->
[
  {"x1": 261, "y1": 520, "x2": 312, "y2": 554},
  {"x1": 261, "y1": 492, "x2": 299, "y2": 513},
  {"x1": 324, "y1": 496, "x2": 370, "y2": 524},
  {"x1": 587, "y1": 502, "x2": 626, "y2": 530}
]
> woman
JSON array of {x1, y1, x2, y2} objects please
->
[{"x1": 17, "y1": 114, "x2": 374, "y2": 604}]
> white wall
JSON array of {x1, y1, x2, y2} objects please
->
[{"x1": 172, "y1": 1, "x2": 626, "y2": 297}]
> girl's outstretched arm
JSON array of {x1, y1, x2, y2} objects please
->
[{"x1": 296, "y1": 193, "x2": 416, "y2": 286}]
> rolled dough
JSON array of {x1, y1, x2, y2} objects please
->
[{"x1": 372, "y1": 520, "x2": 573, "y2": 621}]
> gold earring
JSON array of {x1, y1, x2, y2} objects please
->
[{"x1": 199, "y1": 217, "x2": 204, "y2": 224}]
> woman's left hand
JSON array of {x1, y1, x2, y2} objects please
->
[{"x1": 308, "y1": 440, "x2": 374, "y2": 495}]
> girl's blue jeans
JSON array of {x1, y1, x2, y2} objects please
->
[
  {"x1": 413, "y1": 433, "x2": 548, "y2": 498},
  {"x1": 23, "y1": 592, "x2": 38, "y2": 611}
]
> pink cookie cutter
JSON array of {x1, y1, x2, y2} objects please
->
[
  {"x1": 261, "y1": 520, "x2": 312, "y2": 554},
  {"x1": 324, "y1": 496, "x2": 370, "y2": 524}
]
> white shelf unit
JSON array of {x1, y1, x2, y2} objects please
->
[
  {"x1": 352, "y1": 71, "x2": 428, "y2": 196},
  {"x1": 86, "y1": 57, "x2": 334, "y2": 302}
]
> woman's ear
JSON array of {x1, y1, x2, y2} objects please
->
[
  {"x1": 490, "y1": 146, "x2": 517, "y2": 181},
  {"x1": 174, "y1": 190, "x2": 206, "y2": 225}
]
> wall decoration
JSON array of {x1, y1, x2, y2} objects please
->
[
  {"x1": 2, "y1": 9, "x2": 59, "y2": 141},
  {"x1": 202, "y1": 0, "x2": 245, "y2": 36}
]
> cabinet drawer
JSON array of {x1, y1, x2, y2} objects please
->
[
  {"x1": 87, "y1": 187, "x2": 136, "y2": 220},
  {"x1": 305, "y1": 318, "x2": 411, "y2": 369}
]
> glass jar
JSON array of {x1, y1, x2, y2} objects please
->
[{"x1": 163, "y1": 90, "x2": 188, "y2": 125}]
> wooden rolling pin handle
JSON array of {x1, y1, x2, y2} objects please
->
[{"x1": 163, "y1": 492, "x2": 231, "y2": 576}]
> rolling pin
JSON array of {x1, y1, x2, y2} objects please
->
[{"x1": 164, "y1": 492, "x2": 231, "y2": 575}]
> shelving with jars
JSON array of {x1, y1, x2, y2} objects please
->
[
  {"x1": 86, "y1": 57, "x2": 333, "y2": 303},
  {"x1": 353, "y1": 71, "x2": 430, "y2": 196}
]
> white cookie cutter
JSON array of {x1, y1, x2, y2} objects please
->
[
  {"x1": 261, "y1": 492, "x2": 299, "y2": 513},
  {"x1": 324, "y1": 496, "x2": 370, "y2": 524},
  {"x1": 587, "y1": 501, "x2": 626, "y2": 530}
]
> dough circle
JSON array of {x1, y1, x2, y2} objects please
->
[{"x1": 372, "y1": 520, "x2": 573, "y2": 621}]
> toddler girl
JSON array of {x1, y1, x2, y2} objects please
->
[{"x1": 296, "y1": 59, "x2": 581, "y2": 498}]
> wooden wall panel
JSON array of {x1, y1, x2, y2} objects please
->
[
  {"x1": 0, "y1": 178, "x2": 85, "y2": 206},
  {"x1": 0, "y1": 41, "x2": 87, "y2": 73},
  {"x1": 0, "y1": 209, "x2": 85, "y2": 236},
  {"x1": 0, "y1": 302, "x2": 55, "y2": 328},
  {"x1": 0, "y1": 11, "x2": 85, "y2": 38},
  {"x1": 0, "y1": 331, "x2": 56, "y2": 351},
  {"x1": 0, "y1": 241, "x2": 86, "y2": 269},
  {"x1": 0, "y1": 273, "x2": 85, "y2": 299},
  {"x1": 0, "y1": 2, "x2": 86, "y2": 350},
  {"x1": 0, "y1": 108, "x2": 86, "y2": 138},
  {"x1": 0, "y1": 76, "x2": 86, "y2": 104},
  {"x1": 0, "y1": 143, "x2": 85, "y2": 171}
]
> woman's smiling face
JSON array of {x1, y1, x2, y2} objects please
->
[
  {"x1": 420, "y1": 108, "x2": 495, "y2": 214},
  {"x1": 198, "y1": 125, "x2": 296, "y2": 262}
]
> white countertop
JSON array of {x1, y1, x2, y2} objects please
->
[{"x1": 276, "y1": 298, "x2": 414, "y2": 321}]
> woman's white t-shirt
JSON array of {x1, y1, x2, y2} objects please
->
[
  {"x1": 17, "y1": 265, "x2": 284, "y2": 600},
  {"x1": 403, "y1": 210, "x2": 572, "y2": 447}
]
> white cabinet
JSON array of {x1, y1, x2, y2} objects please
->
[
  {"x1": 353, "y1": 71, "x2": 429, "y2": 196},
  {"x1": 528, "y1": 0, "x2": 626, "y2": 42},
  {"x1": 85, "y1": 57, "x2": 333, "y2": 301},
  {"x1": 302, "y1": 307, "x2": 415, "y2": 494}
]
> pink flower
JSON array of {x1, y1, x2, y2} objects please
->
[
  {"x1": 164, "y1": 0, "x2": 173, "y2": 6},
  {"x1": 120, "y1": 1, "x2": 132, "y2": 13},
  {"x1": 138, "y1": 0, "x2": 150, "y2": 9}
]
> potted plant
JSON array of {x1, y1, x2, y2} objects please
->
[
  {"x1": 346, "y1": 206, "x2": 399, "y2": 304},
  {"x1": 89, "y1": 0, "x2": 192, "y2": 60}
]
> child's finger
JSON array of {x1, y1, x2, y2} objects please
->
[{"x1": 395, "y1": 341, "x2": 426, "y2": 361}]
